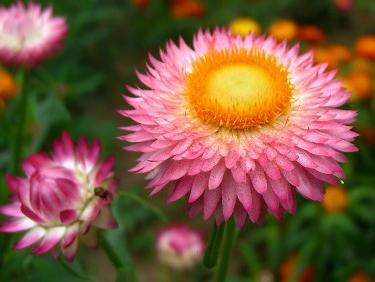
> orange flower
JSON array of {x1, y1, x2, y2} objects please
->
[
  {"x1": 313, "y1": 47, "x2": 339, "y2": 70},
  {"x1": 322, "y1": 186, "x2": 348, "y2": 213},
  {"x1": 329, "y1": 44, "x2": 351, "y2": 62},
  {"x1": 170, "y1": 0, "x2": 205, "y2": 19},
  {"x1": 356, "y1": 35, "x2": 375, "y2": 60},
  {"x1": 131, "y1": 0, "x2": 150, "y2": 10},
  {"x1": 268, "y1": 19, "x2": 298, "y2": 41},
  {"x1": 313, "y1": 45, "x2": 351, "y2": 70},
  {"x1": 280, "y1": 255, "x2": 315, "y2": 282},
  {"x1": 298, "y1": 25, "x2": 326, "y2": 44},
  {"x1": 343, "y1": 71, "x2": 373, "y2": 101},
  {"x1": 348, "y1": 272, "x2": 371, "y2": 282},
  {"x1": 229, "y1": 17, "x2": 261, "y2": 37},
  {"x1": 0, "y1": 69, "x2": 18, "y2": 108}
]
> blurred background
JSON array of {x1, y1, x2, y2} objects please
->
[{"x1": 1, "y1": 0, "x2": 375, "y2": 281}]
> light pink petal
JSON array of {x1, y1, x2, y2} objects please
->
[
  {"x1": 32, "y1": 227, "x2": 65, "y2": 255},
  {"x1": 14, "y1": 227, "x2": 45, "y2": 250},
  {"x1": 188, "y1": 174, "x2": 208, "y2": 203},
  {"x1": 167, "y1": 177, "x2": 194, "y2": 203},
  {"x1": 203, "y1": 188, "x2": 221, "y2": 220},
  {"x1": 0, "y1": 217, "x2": 35, "y2": 232},
  {"x1": 250, "y1": 165, "x2": 267, "y2": 194},
  {"x1": 0, "y1": 202, "x2": 22, "y2": 217},
  {"x1": 221, "y1": 176, "x2": 237, "y2": 220},
  {"x1": 208, "y1": 161, "x2": 226, "y2": 190}
]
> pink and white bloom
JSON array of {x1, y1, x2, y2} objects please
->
[
  {"x1": 120, "y1": 29, "x2": 357, "y2": 226},
  {"x1": 156, "y1": 225, "x2": 205, "y2": 270},
  {"x1": 0, "y1": 132, "x2": 118, "y2": 261},
  {"x1": 0, "y1": 1, "x2": 67, "y2": 68}
]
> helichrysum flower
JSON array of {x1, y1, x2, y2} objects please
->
[
  {"x1": 280, "y1": 254, "x2": 315, "y2": 282},
  {"x1": 343, "y1": 71, "x2": 373, "y2": 102},
  {"x1": 268, "y1": 19, "x2": 298, "y2": 41},
  {"x1": 120, "y1": 29, "x2": 357, "y2": 226},
  {"x1": 0, "y1": 2, "x2": 67, "y2": 68},
  {"x1": 297, "y1": 25, "x2": 326, "y2": 44},
  {"x1": 229, "y1": 17, "x2": 261, "y2": 37},
  {"x1": 322, "y1": 186, "x2": 348, "y2": 213},
  {"x1": 355, "y1": 35, "x2": 375, "y2": 60},
  {"x1": 0, "y1": 69, "x2": 18, "y2": 108},
  {"x1": 0, "y1": 132, "x2": 118, "y2": 261},
  {"x1": 156, "y1": 225, "x2": 204, "y2": 270}
]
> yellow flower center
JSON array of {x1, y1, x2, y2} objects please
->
[
  {"x1": 322, "y1": 186, "x2": 348, "y2": 213},
  {"x1": 185, "y1": 48, "x2": 293, "y2": 130}
]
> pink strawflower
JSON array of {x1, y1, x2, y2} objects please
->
[
  {"x1": 120, "y1": 29, "x2": 358, "y2": 226},
  {"x1": 0, "y1": 132, "x2": 118, "y2": 261},
  {"x1": 0, "y1": 1, "x2": 67, "y2": 68},
  {"x1": 156, "y1": 225, "x2": 205, "y2": 270}
]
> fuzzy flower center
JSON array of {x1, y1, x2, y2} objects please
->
[{"x1": 186, "y1": 48, "x2": 293, "y2": 130}]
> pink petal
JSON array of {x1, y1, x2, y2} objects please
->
[
  {"x1": 14, "y1": 227, "x2": 45, "y2": 250},
  {"x1": 32, "y1": 227, "x2": 65, "y2": 255},
  {"x1": 221, "y1": 177, "x2": 236, "y2": 220},
  {"x1": 188, "y1": 174, "x2": 208, "y2": 203},
  {"x1": 203, "y1": 188, "x2": 221, "y2": 220},
  {"x1": 0, "y1": 218, "x2": 35, "y2": 232},
  {"x1": 250, "y1": 165, "x2": 267, "y2": 194}
]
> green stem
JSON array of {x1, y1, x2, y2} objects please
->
[
  {"x1": 97, "y1": 231, "x2": 124, "y2": 269},
  {"x1": 12, "y1": 70, "x2": 27, "y2": 174},
  {"x1": 0, "y1": 70, "x2": 27, "y2": 267},
  {"x1": 214, "y1": 220, "x2": 237, "y2": 282},
  {"x1": 203, "y1": 222, "x2": 225, "y2": 268}
]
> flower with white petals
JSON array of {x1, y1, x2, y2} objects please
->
[{"x1": 0, "y1": 2, "x2": 67, "y2": 68}]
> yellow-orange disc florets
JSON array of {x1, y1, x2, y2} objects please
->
[{"x1": 185, "y1": 48, "x2": 293, "y2": 130}]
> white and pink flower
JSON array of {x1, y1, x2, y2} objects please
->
[
  {"x1": 156, "y1": 225, "x2": 205, "y2": 270},
  {"x1": 0, "y1": 132, "x2": 118, "y2": 261},
  {"x1": 0, "y1": 1, "x2": 67, "y2": 68}
]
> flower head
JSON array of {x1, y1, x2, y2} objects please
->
[
  {"x1": 268, "y1": 19, "x2": 298, "y2": 41},
  {"x1": 0, "y1": 69, "x2": 18, "y2": 108},
  {"x1": 343, "y1": 71, "x2": 373, "y2": 102},
  {"x1": 333, "y1": 0, "x2": 353, "y2": 12},
  {"x1": 348, "y1": 272, "x2": 371, "y2": 282},
  {"x1": 156, "y1": 225, "x2": 204, "y2": 270},
  {"x1": 280, "y1": 254, "x2": 315, "y2": 282},
  {"x1": 170, "y1": 0, "x2": 205, "y2": 19},
  {"x1": 0, "y1": 132, "x2": 118, "y2": 261},
  {"x1": 297, "y1": 25, "x2": 326, "y2": 44},
  {"x1": 229, "y1": 17, "x2": 261, "y2": 37},
  {"x1": 120, "y1": 29, "x2": 357, "y2": 226},
  {"x1": 322, "y1": 186, "x2": 348, "y2": 213},
  {"x1": 355, "y1": 35, "x2": 375, "y2": 60},
  {"x1": 0, "y1": 2, "x2": 67, "y2": 68}
]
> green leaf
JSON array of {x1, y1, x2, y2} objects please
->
[
  {"x1": 59, "y1": 258, "x2": 91, "y2": 281},
  {"x1": 119, "y1": 191, "x2": 168, "y2": 222},
  {"x1": 239, "y1": 243, "x2": 262, "y2": 275},
  {"x1": 203, "y1": 222, "x2": 225, "y2": 268}
]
